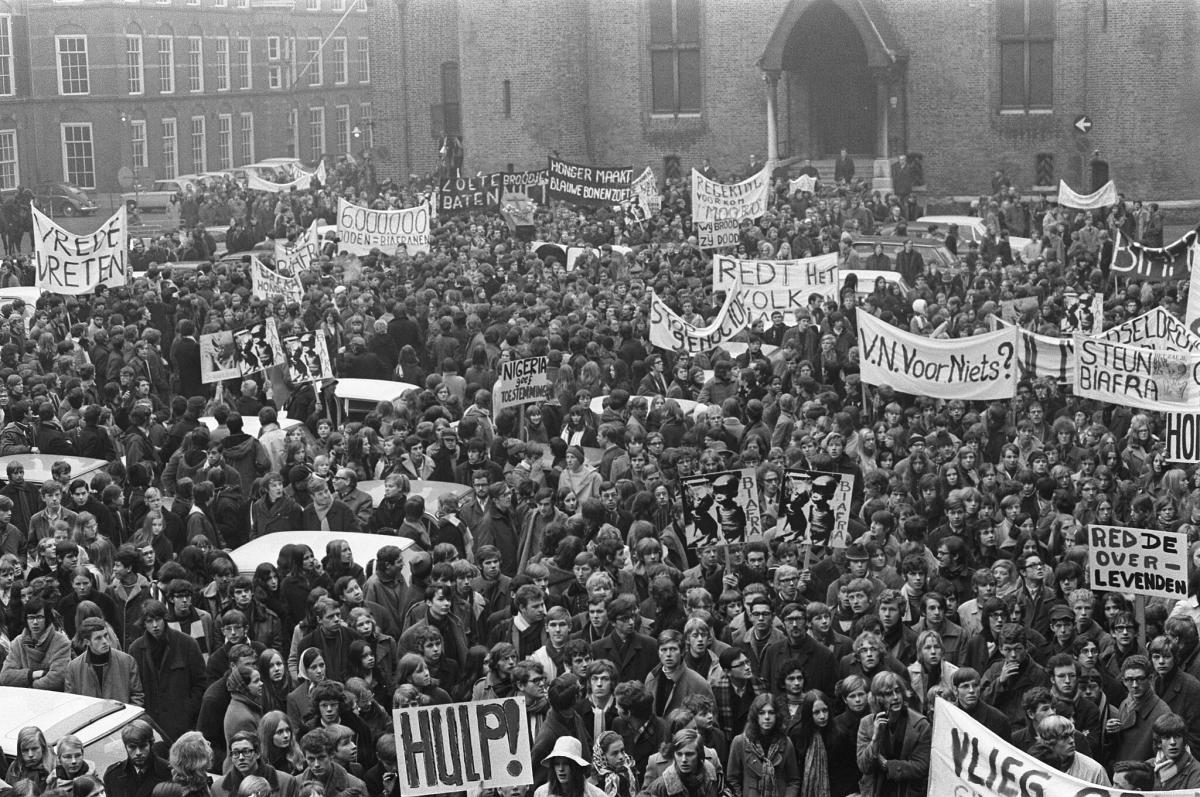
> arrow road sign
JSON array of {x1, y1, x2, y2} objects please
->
[{"x1": 1073, "y1": 115, "x2": 1093, "y2": 134}]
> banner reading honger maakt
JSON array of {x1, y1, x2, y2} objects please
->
[{"x1": 546, "y1": 157, "x2": 633, "y2": 206}]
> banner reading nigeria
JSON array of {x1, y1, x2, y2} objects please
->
[{"x1": 546, "y1": 157, "x2": 632, "y2": 206}]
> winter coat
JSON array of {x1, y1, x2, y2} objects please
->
[
  {"x1": 727, "y1": 734, "x2": 801, "y2": 797},
  {"x1": 129, "y1": 627, "x2": 207, "y2": 739},
  {"x1": 0, "y1": 627, "x2": 71, "y2": 689},
  {"x1": 221, "y1": 433, "x2": 271, "y2": 496},
  {"x1": 855, "y1": 708, "x2": 931, "y2": 797},
  {"x1": 65, "y1": 648, "x2": 144, "y2": 704},
  {"x1": 251, "y1": 495, "x2": 304, "y2": 538}
]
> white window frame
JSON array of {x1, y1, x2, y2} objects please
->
[
  {"x1": 332, "y1": 37, "x2": 347, "y2": 85},
  {"x1": 267, "y1": 36, "x2": 282, "y2": 89},
  {"x1": 308, "y1": 106, "x2": 325, "y2": 162},
  {"x1": 335, "y1": 104, "x2": 350, "y2": 154},
  {"x1": 237, "y1": 37, "x2": 251, "y2": 89},
  {"x1": 306, "y1": 0, "x2": 319, "y2": 10},
  {"x1": 357, "y1": 37, "x2": 369, "y2": 84},
  {"x1": 187, "y1": 36, "x2": 203, "y2": 92},
  {"x1": 0, "y1": 16, "x2": 14, "y2": 97},
  {"x1": 126, "y1": 34, "x2": 143, "y2": 96},
  {"x1": 215, "y1": 0, "x2": 227, "y2": 7},
  {"x1": 161, "y1": 117, "x2": 178, "y2": 179},
  {"x1": 359, "y1": 102, "x2": 373, "y2": 147},
  {"x1": 215, "y1": 37, "x2": 230, "y2": 91},
  {"x1": 0, "y1": 129, "x2": 18, "y2": 190},
  {"x1": 60, "y1": 123, "x2": 95, "y2": 188},
  {"x1": 237, "y1": 0, "x2": 249, "y2": 7},
  {"x1": 239, "y1": 112, "x2": 254, "y2": 164},
  {"x1": 306, "y1": 37, "x2": 322, "y2": 87},
  {"x1": 217, "y1": 113, "x2": 232, "y2": 169},
  {"x1": 156, "y1": 35, "x2": 174, "y2": 95},
  {"x1": 130, "y1": 119, "x2": 147, "y2": 169},
  {"x1": 191, "y1": 115, "x2": 206, "y2": 173},
  {"x1": 55, "y1": 35, "x2": 90, "y2": 96}
]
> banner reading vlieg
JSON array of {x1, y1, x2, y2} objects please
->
[
  {"x1": 247, "y1": 162, "x2": 326, "y2": 193},
  {"x1": 546, "y1": 157, "x2": 633, "y2": 206},
  {"x1": 1073, "y1": 333, "x2": 1200, "y2": 412},
  {"x1": 336, "y1": 198, "x2": 430, "y2": 255},
  {"x1": 438, "y1": 173, "x2": 503, "y2": 215},
  {"x1": 692, "y1": 167, "x2": 769, "y2": 247},
  {"x1": 712, "y1": 252, "x2": 838, "y2": 325},
  {"x1": 649, "y1": 290, "x2": 750, "y2": 354},
  {"x1": 250, "y1": 256, "x2": 304, "y2": 304},
  {"x1": 858, "y1": 312, "x2": 1018, "y2": 400},
  {"x1": 34, "y1": 205, "x2": 129, "y2": 295}
]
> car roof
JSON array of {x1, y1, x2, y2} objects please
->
[
  {"x1": 360, "y1": 478, "x2": 469, "y2": 511},
  {"x1": 915, "y1": 215, "x2": 984, "y2": 227},
  {"x1": 0, "y1": 688, "x2": 145, "y2": 757},
  {"x1": 0, "y1": 455, "x2": 108, "y2": 485},
  {"x1": 334, "y1": 378, "x2": 420, "y2": 402},
  {"x1": 199, "y1": 413, "x2": 303, "y2": 438},
  {"x1": 851, "y1": 236, "x2": 946, "y2": 246},
  {"x1": 228, "y1": 531, "x2": 416, "y2": 577}
]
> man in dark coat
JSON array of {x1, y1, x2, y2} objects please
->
[
  {"x1": 473, "y1": 483, "x2": 519, "y2": 577},
  {"x1": 301, "y1": 478, "x2": 361, "y2": 533},
  {"x1": 529, "y1": 675, "x2": 593, "y2": 787},
  {"x1": 591, "y1": 595, "x2": 658, "y2": 683},
  {"x1": 103, "y1": 719, "x2": 172, "y2": 797},
  {"x1": 128, "y1": 599, "x2": 206, "y2": 742},
  {"x1": 170, "y1": 319, "x2": 204, "y2": 400},
  {"x1": 760, "y1": 602, "x2": 838, "y2": 696}
]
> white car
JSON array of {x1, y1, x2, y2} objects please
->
[
  {"x1": 914, "y1": 215, "x2": 1032, "y2": 252},
  {"x1": 228, "y1": 531, "x2": 417, "y2": 579},
  {"x1": 334, "y1": 378, "x2": 421, "y2": 419}
]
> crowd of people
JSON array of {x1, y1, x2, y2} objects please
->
[{"x1": 0, "y1": 153, "x2": 1190, "y2": 797}]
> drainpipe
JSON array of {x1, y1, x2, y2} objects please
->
[{"x1": 396, "y1": 0, "x2": 413, "y2": 177}]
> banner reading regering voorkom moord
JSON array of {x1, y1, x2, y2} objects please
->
[{"x1": 691, "y1": 166, "x2": 769, "y2": 248}]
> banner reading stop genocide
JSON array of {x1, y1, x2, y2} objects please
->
[{"x1": 1088, "y1": 524, "x2": 1187, "y2": 599}]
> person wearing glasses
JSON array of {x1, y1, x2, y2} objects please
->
[
  {"x1": 760, "y1": 602, "x2": 837, "y2": 698},
  {"x1": 1109, "y1": 654, "x2": 1171, "y2": 763},
  {"x1": 212, "y1": 731, "x2": 298, "y2": 797},
  {"x1": 1013, "y1": 552, "x2": 1056, "y2": 639}
]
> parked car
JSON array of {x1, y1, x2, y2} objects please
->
[
  {"x1": 840, "y1": 269, "x2": 912, "y2": 302},
  {"x1": 0, "y1": 454, "x2": 109, "y2": 485},
  {"x1": 850, "y1": 235, "x2": 960, "y2": 275},
  {"x1": 32, "y1": 182, "x2": 98, "y2": 216},
  {"x1": 882, "y1": 215, "x2": 1033, "y2": 253},
  {"x1": 121, "y1": 178, "x2": 195, "y2": 214},
  {"x1": 228, "y1": 532, "x2": 417, "y2": 579}
]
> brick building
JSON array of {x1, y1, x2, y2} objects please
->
[
  {"x1": 0, "y1": 0, "x2": 374, "y2": 195},
  {"x1": 371, "y1": 0, "x2": 1200, "y2": 200}
]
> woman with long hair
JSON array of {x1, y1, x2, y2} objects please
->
[
  {"x1": 396, "y1": 652, "x2": 451, "y2": 705},
  {"x1": 906, "y1": 630, "x2": 958, "y2": 713},
  {"x1": 256, "y1": 648, "x2": 294, "y2": 714},
  {"x1": 322, "y1": 540, "x2": 365, "y2": 587},
  {"x1": 347, "y1": 607, "x2": 397, "y2": 696},
  {"x1": 73, "y1": 513, "x2": 114, "y2": 586},
  {"x1": 345, "y1": 638, "x2": 391, "y2": 708},
  {"x1": 279, "y1": 545, "x2": 331, "y2": 636},
  {"x1": 223, "y1": 663, "x2": 264, "y2": 759},
  {"x1": 6, "y1": 726, "x2": 55, "y2": 794},
  {"x1": 590, "y1": 731, "x2": 638, "y2": 797},
  {"x1": 727, "y1": 693, "x2": 800, "y2": 797},
  {"x1": 253, "y1": 563, "x2": 285, "y2": 621},
  {"x1": 789, "y1": 690, "x2": 834, "y2": 797},
  {"x1": 534, "y1": 737, "x2": 606, "y2": 797},
  {"x1": 257, "y1": 711, "x2": 305, "y2": 776},
  {"x1": 168, "y1": 732, "x2": 213, "y2": 797}
]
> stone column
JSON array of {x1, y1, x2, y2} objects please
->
[
  {"x1": 765, "y1": 69, "x2": 781, "y2": 168},
  {"x1": 871, "y1": 67, "x2": 893, "y2": 194}
]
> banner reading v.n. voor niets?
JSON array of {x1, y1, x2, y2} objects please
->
[{"x1": 857, "y1": 312, "x2": 1019, "y2": 400}]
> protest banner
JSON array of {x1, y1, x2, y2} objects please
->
[
  {"x1": 274, "y1": 221, "x2": 321, "y2": 276},
  {"x1": 438, "y1": 173, "x2": 503, "y2": 215},
  {"x1": 1059, "y1": 290, "x2": 1103, "y2": 335},
  {"x1": 632, "y1": 167, "x2": 659, "y2": 217},
  {"x1": 1165, "y1": 411, "x2": 1200, "y2": 464},
  {"x1": 546, "y1": 156, "x2": 633, "y2": 206},
  {"x1": 503, "y1": 170, "x2": 548, "y2": 204},
  {"x1": 773, "y1": 469, "x2": 854, "y2": 549},
  {"x1": 33, "y1": 205, "x2": 129, "y2": 295},
  {"x1": 250, "y1": 256, "x2": 304, "y2": 304},
  {"x1": 998, "y1": 296, "x2": 1038, "y2": 324},
  {"x1": 1088, "y1": 523, "x2": 1186, "y2": 599},
  {"x1": 493, "y1": 356, "x2": 551, "y2": 413},
  {"x1": 337, "y1": 198, "x2": 431, "y2": 255},
  {"x1": 1187, "y1": 240, "x2": 1200, "y2": 339},
  {"x1": 394, "y1": 697, "x2": 532, "y2": 797},
  {"x1": 247, "y1": 162, "x2": 326, "y2": 192},
  {"x1": 649, "y1": 290, "x2": 750, "y2": 355},
  {"x1": 857, "y1": 312, "x2": 1019, "y2": 400},
  {"x1": 530, "y1": 242, "x2": 633, "y2": 272},
  {"x1": 788, "y1": 174, "x2": 817, "y2": 195},
  {"x1": 692, "y1": 167, "x2": 769, "y2": 247},
  {"x1": 711, "y1": 252, "x2": 838, "y2": 325},
  {"x1": 1073, "y1": 333, "x2": 1200, "y2": 412},
  {"x1": 200, "y1": 331, "x2": 238, "y2": 384},
  {"x1": 274, "y1": 320, "x2": 333, "y2": 384},
  {"x1": 234, "y1": 323, "x2": 282, "y2": 376},
  {"x1": 1099, "y1": 305, "x2": 1200, "y2": 353},
  {"x1": 1110, "y1": 228, "x2": 1197, "y2": 281},
  {"x1": 1056, "y1": 178, "x2": 1117, "y2": 210},
  {"x1": 679, "y1": 468, "x2": 762, "y2": 548}
]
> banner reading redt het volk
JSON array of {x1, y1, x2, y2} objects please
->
[
  {"x1": 34, "y1": 205, "x2": 129, "y2": 295},
  {"x1": 337, "y1": 198, "x2": 430, "y2": 255},
  {"x1": 691, "y1": 166, "x2": 769, "y2": 248},
  {"x1": 546, "y1": 157, "x2": 633, "y2": 206},
  {"x1": 857, "y1": 312, "x2": 1019, "y2": 400},
  {"x1": 492, "y1": 356, "x2": 552, "y2": 414},
  {"x1": 394, "y1": 698, "x2": 532, "y2": 796},
  {"x1": 712, "y1": 252, "x2": 839, "y2": 325}
]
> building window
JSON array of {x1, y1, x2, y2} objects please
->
[
  {"x1": 649, "y1": 0, "x2": 700, "y2": 114},
  {"x1": 157, "y1": 36, "x2": 174, "y2": 94},
  {"x1": 287, "y1": 108, "x2": 298, "y2": 157},
  {"x1": 308, "y1": 106, "x2": 324, "y2": 162},
  {"x1": 359, "y1": 102, "x2": 373, "y2": 147},
  {"x1": 215, "y1": 0, "x2": 227, "y2": 7},
  {"x1": 61, "y1": 123, "x2": 94, "y2": 187},
  {"x1": 161, "y1": 118, "x2": 177, "y2": 178},
  {"x1": 332, "y1": 37, "x2": 347, "y2": 84},
  {"x1": 335, "y1": 104, "x2": 349, "y2": 154},
  {"x1": 130, "y1": 119, "x2": 147, "y2": 168},
  {"x1": 188, "y1": 37, "x2": 203, "y2": 92},
  {"x1": 191, "y1": 116, "x2": 206, "y2": 172},
  {"x1": 502, "y1": 80, "x2": 511, "y2": 118},
  {"x1": 332, "y1": 0, "x2": 344, "y2": 10},
  {"x1": 268, "y1": 36, "x2": 282, "y2": 89},
  {"x1": 239, "y1": 112, "x2": 254, "y2": 163},
  {"x1": 237, "y1": 37, "x2": 251, "y2": 89},
  {"x1": 357, "y1": 37, "x2": 369, "y2": 83},
  {"x1": 306, "y1": 37, "x2": 322, "y2": 86},
  {"x1": 215, "y1": 37, "x2": 229, "y2": 91},
  {"x1": 237, "y1": 0, "x2": 249, "y2": 7},
  {"x1": 999, "y1": 0, "x2": 1053, "y2": 111},
  {"x1": 440, "y1": 61, "x2": 460, "y2": 136},
  {"x1": 306, "y1": 0, "x2": 319, "y2": 10},
  {"x1": 0, "y1": 130, "x2": 17, "y2": 190},
  {"x1": 126, "y1": 35, "x2": 143, "y2": 95},
  {"x1": 287, "y1": 38, "x2": 297, "y2": 86},
  {"x1": 217, "y1": 114, "x2": 232, "y2": 169},
  {"x1": 0, "y1": 17, "x2": 13, "y2": 97},
  {"x1": 55, "y1": 36, "x2": 90, "y2": 96}
]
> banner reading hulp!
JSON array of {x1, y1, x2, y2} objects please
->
[
  {"x1": 712, "y1": 252, "x2": 838, "y2": 325},
  {"x1": 34, "y1": 205, "x2": 129, "y2": 295},
  {"x1": 857, "y1": 312, "x2": 1019, "y2": 400},
  {"x1": 546, "y1": 157, "x2": 633, "y2": 206},
  {"x1": 395, "y1": 697, "x2": 532, "y2": 796},
  {"x1": 336, "y1": 198, "x2": 430, "y2": 255},
  {"x1": 1073, "y1": 333, "x2": 1200, "y2": 412},
  {"x1": 691, "y1": 166, "x2": 769, "y2": 247},
  {"x1": 649, "y1": 290, "x2": 750, "y2": 354}
]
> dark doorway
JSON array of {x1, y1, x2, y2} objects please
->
[{"x1": 782, "y1": 1, "x2": 876, "y2": 157}]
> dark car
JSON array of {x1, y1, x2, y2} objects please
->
[
  {"x1": 33, "y1": 181, "x2": 98, "y2": 216},
  {"x1": 850, "y1": 235, "x2": 960, "y2": 275}
]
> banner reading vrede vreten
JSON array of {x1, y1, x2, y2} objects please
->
[
  {"x1": 712, "y1": 252, "x2": 838, "y2": 325},
  {"x1": 649, "y1": 290, "x2": 750, "y2": 355},
  {"x1": 546, "y1": 157, "x2": 632, "y2": 206},
  {"x1": 1073, "y1": 333, "x2": 1200, "y2": 412},
  {"x1": 438, "y1": 173, "x2": 503, "y2": 215},
  {"x1": 337, "y1": 198, "x2": 430, "y2": 255},
  {"x1": 34, "y1": 205, "x2": 129, "y2": 295},
  {"x1": 395, "y1": 698, "x2": 532, "y2": 796},
  {"x1": 857, "y1": 312, "x2": 1019, "y2": 400}
]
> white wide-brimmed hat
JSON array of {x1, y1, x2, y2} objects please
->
[{"x1": 542, "y1": 736, "x2": 589, "y2": 767}]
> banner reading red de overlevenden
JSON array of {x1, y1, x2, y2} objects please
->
[{"x1": 546, "y1": 156, "x2": 632, "y2": 206}]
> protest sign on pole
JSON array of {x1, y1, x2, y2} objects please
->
[
  {"x1": 1088, "y1": 524, "x2": 1187, "y2": 599},
  {"x1": 1073, "y1": 333, "x2": 1200, "y2": 412},
  {"x1": 546, "y1": 157, "x2": 633, "y2": 206},
  {"x1": 438, "y1": 173, "x2": 503, "y2": 215},
  {"x1": 200, "y1": 331, "x2": 238, "y2": 384},
  {"x1": 631, "y1": 167, "x2": 659, "y2": 217},
  {"x1": 691, "y1": 167, "x2": 769, "y2": 248},
  {"x1": 711, "y1": 252, "x2": 838, "y2": 325},
  {"x1": 337, "y1": 198, "x2": 431, "y2": 255},
  {"x1": 394, "y1": 697, "x2": 532, "y2": 797},
  {"x1": 788, "y1": 174, "x2": 817, "y2": 195},
  {"x1": 1098, "y1": 305, "x2": 1200, "y2": 352},
  {"x1": 679, "y1": 468, "x2": 762, "y2": 548},
  {"x1": 773, "y1": 469, "x2": 854, "y2": 549},
  {"x1": 33, "y1": 205, "x2": 129, "y2": 295},
  {"x1": 503, "y1": 170, "x2": 548, "y2": 204},
  {"x1": 271, "y1": 318, "x2": 333, "y2": 384},
  {"x1": 492, "y1": 356, "x2": 551, "y2": 414},
  {"x1": 1165, "y1": 412, "x2": 1200, "y2": 464},
  {"x1": 1110, "y1": 228, "x2": 1197, "y2": 281},
  {"x1": 857, "y1": 312, "x2": 1019, "y2": 400},
  {"x1": 250, "y1": 256, "x2": 305, "y2": 304},
  {"x1": 649, "y1": 290, "x2": 750, "y2": 355},
  {"x1": 247, "y1": 162, "x2": 326, "y2": 193},
  {"x1": 233, "y1": 323, "x2": 282, "y2": 376},
  {"x1": 1059, "y1": 290, "x2": 1103, "y2": 335},
  {"x1": 274, "y1": 221, "x2": 321, "y2": 276}
]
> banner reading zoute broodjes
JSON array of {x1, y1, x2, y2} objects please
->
[
  {"x1": 34, "y1": 205, "x2": 129, "y2": 295},
  {"x1": 336, "y1": 197, "x2": 431, "y2": 256},
  {"x1": 857, "y1": 312, "x2": 1019, "y2": 400}
]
